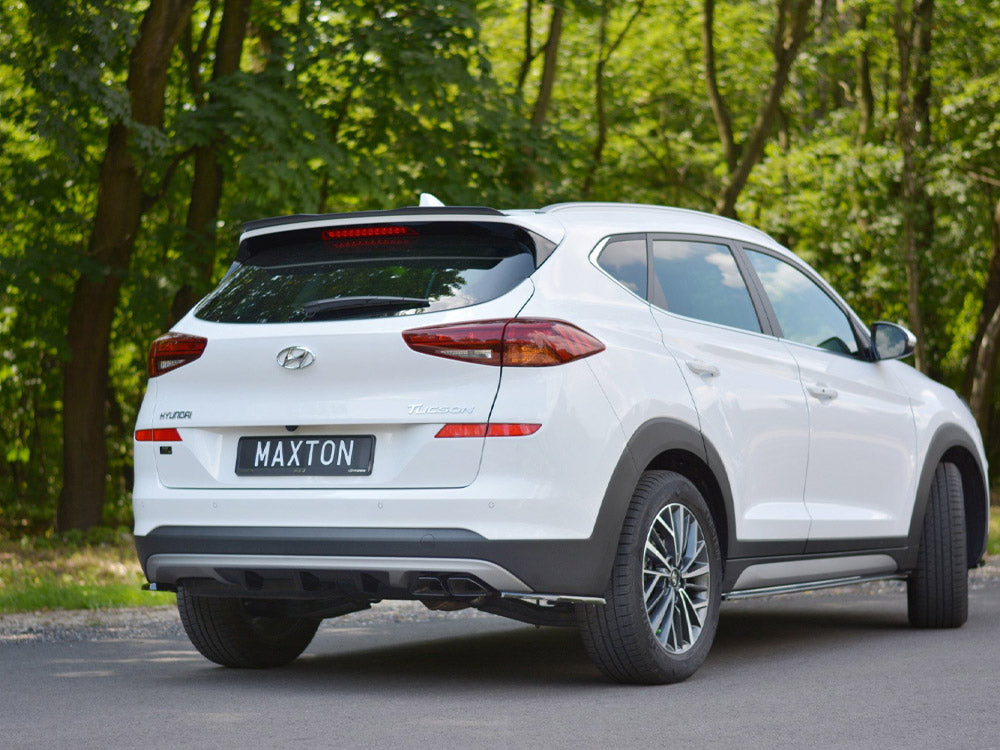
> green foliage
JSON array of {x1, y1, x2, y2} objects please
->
[{"x1": 2, "y1": 0, "x2": 1000, "y2": 534}]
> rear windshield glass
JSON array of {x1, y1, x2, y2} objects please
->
[{"x1": 195, "y1": 222, "x2": 538, "y2": 323}]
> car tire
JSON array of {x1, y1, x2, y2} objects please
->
[
  {"x1": 578, "y1": 470, "x2": 722, "y2": 684},
  {"x1": 176, "y1": 584, "x2": 321, "y2": 668},
  {"x1": 907, "y1": 461, "x2": 968, "y2": 628}
]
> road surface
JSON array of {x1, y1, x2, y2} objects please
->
[{"x1": 2, "y1": 569, "x2": 998, "y2": 749}]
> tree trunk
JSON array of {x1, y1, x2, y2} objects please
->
[
  {"x1": 855, "y1": 1, "x2": 875, "y2": 146},
  {"x1": 172, "y1": 0, "x2": 251, "y2": 320},
  {"x1": 913, "y1": 0, "x2": 936, "y2": 375},
  {"x1": 530, "y1": 4, "x2": 564, "y2": 131},
  {"x1": 714, "y1": 0, "x2": 813, "y2": 218},
  {"x1": 57, "y1": 0, "x2": 196, "y2": 531},
  {"x1": 583, "y1": 0, "x2": 645, "y2": 198},
  {"x1": 893, "y1": 0, "x2": 932, "y2": 373},
  {"x1": 967, "y1": 193, "x2": 1000, "y2": 434},
  {"x1": 512, "y1": 2, "x2": 565, "y2": 198},
  {"x1": 516, "y1": 0, "x2": 537, "y2": 94},
  {"x1": 969, "y1": 303, "x2": 1000, "y2": 437},
  {"x1": 702, "y1": 0, "x2": 737, "y2": 173}
]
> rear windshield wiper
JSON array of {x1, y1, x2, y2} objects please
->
[{"x1": 301, "y1": 296, "x2": 431, "y2": 319}]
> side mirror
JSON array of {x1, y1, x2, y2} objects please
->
[{"x1": 871, "y1": 321, "x2": 916, "y2": 361}]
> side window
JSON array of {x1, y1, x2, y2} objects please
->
[
  {"x1": 650, "y1": 239, "x2": 761, "y2": 333},
  {"x1": 597, "y1": 237, "x2": 647, "y2": 298},
  {"x1": 745, "y1": 249, "x2": 860, "y2": 356}
]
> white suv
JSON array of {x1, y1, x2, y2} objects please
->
[{"x1": 133, "y1": 201, "x2": 989, "y2": 683}]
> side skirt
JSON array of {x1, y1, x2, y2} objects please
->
[
  {"x1": 723, "y1": 546, "x2": 910, "y2": 593},
  {"x1": 722, "y1": 572, "x2": 906, "y2": 601}
]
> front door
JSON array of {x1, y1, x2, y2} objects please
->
[{"x1": 744, "y1": 248, "x2": 917, "y2": 543}]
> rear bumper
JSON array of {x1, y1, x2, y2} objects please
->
[{"x1": 135, "y1": 526, "x2": 617, "y2": 597}]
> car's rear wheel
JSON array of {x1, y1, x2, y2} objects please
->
[
  {"x1": 579, "y1": 470, "x2": 722, "y2": 684},
  {"x1": 177, "y1": 584, "x2": 321, "y2": 668},
  {"x1": 907, "y1": 461, "x2": 968, "y2": 628}
]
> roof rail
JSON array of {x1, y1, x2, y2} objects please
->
[{"x1": 538, "y1": 201, "x2": 779, "y2": 245}]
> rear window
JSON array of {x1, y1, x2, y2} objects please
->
[{"x1": 195, "y1": 222, "x2": 541, "y2": 323}]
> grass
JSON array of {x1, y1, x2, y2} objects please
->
[
  {"x1": 989, "y1": 512, "x2": 1000, "y2": 557},
  {"x1": 0, "y1": 528, "x2": 174, "y2": 614},
  {"x1": 0, "y1": 509, "x2": 998, "y2": 615}
]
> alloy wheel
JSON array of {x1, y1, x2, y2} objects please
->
[{"x1": 643, "y1": 502, "x2": 712, "y2": 654}]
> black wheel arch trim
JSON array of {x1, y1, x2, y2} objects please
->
[
  {"x1": 905, "y1": 423, "x2": 989, "y2": 569},
  {"x1": 587, "y1": 417, "x2": 809, "y2": 576},
  {"x1": 612, "y1": 417, "x2": 741, "y2": 560}
]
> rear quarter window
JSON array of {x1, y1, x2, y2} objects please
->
[{"x1": 597, "y1": 237, "x2": 647, "y2": 298}]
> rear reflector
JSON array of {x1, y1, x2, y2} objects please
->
[
  {"x1": 435, "y1": 424, "x2": 489, "y2": 438},
  {"x1": 148, "y1": 333, "x2": 207, "y2": 377},
  {"x1": 486, "y1": 423, "x2": 541, "y2": 437},
  {"x1": 135, "y1": 428, "x2": 182, "y2": 442},
  {"x1": 435, "y1": 423, "x2": 541, "y2": 438},
  {"x1": 403, "y1": 319, "x2": 604, "y2": 367}
]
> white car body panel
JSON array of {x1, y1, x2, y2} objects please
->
[
  {"x1": 145, "y1": 282, "x2": 534, "y2": 490},
  {"x1": 785, "y1": 341, "x2": 918, "y2": 539},
  {"x1": 524, "y1": 232, "x2": 701, "y2": 448},
  {"x1": 652, "y1": 309, "x2": 812, "y2": 541},
  {"x1": 900, "y1": 363, "x2": 988, "y2": 477}
]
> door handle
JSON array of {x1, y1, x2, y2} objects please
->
[
  {"x1": 807, "y1": 383, "x2": 838, "y2": 400},
  {"x1": 686, "y1": 360, "x2": 720, "y2": 378}
]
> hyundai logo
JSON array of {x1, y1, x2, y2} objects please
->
[{"x1": 276, "y1": 346, "x2": 315, "y2": 370}]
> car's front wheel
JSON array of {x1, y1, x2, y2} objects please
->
[
  {"x1": 176, "y1": 585, "x2": 321, "y2": 668},
  {"x1": 579, "y1": 470, "x2": 722, "y2": 684},
  {"x1": 907, "y1": 461, "x2": 968, "y2": 628}
]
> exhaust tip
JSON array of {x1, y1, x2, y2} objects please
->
[
  {"x1": 412, "y1": 575, "x2": 449, "y2": 597},
  {"x1": 446, "y1": 576, "x2": 491, "y2": 597},
  {"x1": 411, "y1": 574, "x2": 493, "y2": 599}
]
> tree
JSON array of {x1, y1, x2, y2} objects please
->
[
  {"x1": 893, "y1": 0, "x2": 934, "y2": 372},
  {"x1": 171, "y1": 0, "x2": 251, "y2": 319},
  {"x1": 581, "y1": 0, "x2": 646, "y2": 197},
  {"x1": 58, "y1": 0, "x2": 196, "y2": 530},
  {"x1": 704, "y1": 0, "x2": 814, "y2": 218}
]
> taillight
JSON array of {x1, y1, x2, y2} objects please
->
[
  {"x1": 147, "y1": 333, "x2": 207, "y2": 377},
  {"x1": 402, "y1": 319, "x2": 604, "y2": 367},
  {"x1": 135, "y1": 428, "x2": 182, "y2": 442},
  {"x1": 503, "y1": 320, "x2": 606, "y2": 366}
]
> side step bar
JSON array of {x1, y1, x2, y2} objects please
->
[{"x1": 722, "y1": 573, "x2": 906, "y2": 601}]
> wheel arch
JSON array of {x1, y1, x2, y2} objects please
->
[
  {"x1": 597, "y1": 418, "x2": 735, "y2": 577},
  {"x1": 644, "y1": 449, "x2": 731, "y2": 568},
  {"x1": 906, "y1": 424, "x2": 989, "y2": 569}
]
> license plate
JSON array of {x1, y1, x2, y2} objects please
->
[{"x1": 235, "y1": 435, "x2": 374, "y2": 476}]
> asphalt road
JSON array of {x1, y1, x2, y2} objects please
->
[{"x1": 2, "y1": 576, "x2": 999, "y2": 750}]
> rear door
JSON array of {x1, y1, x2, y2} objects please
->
[
  {"x1": 148, "y1": 219, "x2": 540, "y2": 491},
  {"x1": 647, "y1": 235, "x2": 812, "y2": 547}
]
